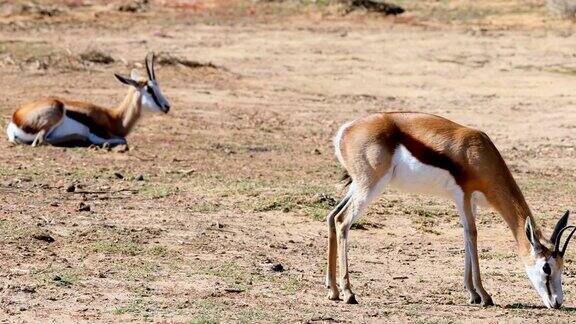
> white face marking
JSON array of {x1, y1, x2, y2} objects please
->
[
  {"x1": 141, "y1": 80, "x2": 170, "y2": 113},
  {"x1": 525, "y1": 256, "x2": 563, "y2": 308}
]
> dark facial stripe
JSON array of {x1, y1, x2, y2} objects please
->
[
  {"x1": 545, "y1": 275, "x2": 552, "y2": 297},
  {"x1": 66, "y1": 110, "x2": 110, "y2": 139},
  {"x1": 543, "y1": 263, "x2": 551, "y2": 275},
  {"x1": 147, "y1": 86, "x2": 163, "y2": 108}
]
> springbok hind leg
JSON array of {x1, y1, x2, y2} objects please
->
[
  {"x1": 335, "y1": 190, "x2": 372, "y2": 304},
  {"x1": 456, "y1": 191, "x2": 493, "y2": 307},
  {"x1": 326, "y1": 192, "x2": 352, "y2": 300}
]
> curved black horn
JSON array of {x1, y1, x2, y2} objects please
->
[
  {"x1": 145, "y1": 52, "x2": 155, "y2": 80},
  {"x1": 551, "y1": 210, "x2": 569, "y2": 244},
  {"x1": 561, "y1": 226, "x2": 576, "y2": 257},
  {"x1": 554, "y1": 225, "x2": 576, "y2": 255}
]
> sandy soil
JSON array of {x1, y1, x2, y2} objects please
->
[{"x1": 0, "y1": 0, "x2": 576, "y2": 322}]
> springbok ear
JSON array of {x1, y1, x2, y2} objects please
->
[
  {"x1": 114, "y1": 73, "x2": 140, "y2": 87},
  {"x1": 525, "y1": 218, "x2": 543, "y2": 254},
  {"x1": 551, "y1": 210, "x2": 569, "y2": 245}
]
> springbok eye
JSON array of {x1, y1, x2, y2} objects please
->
[{"x1": 543, "y1": 263, "x2": 551, "y2": 275}]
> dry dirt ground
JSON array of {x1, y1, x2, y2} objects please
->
[{"x1": 1, "y1": 0, "x2": 576, "y2": 322}]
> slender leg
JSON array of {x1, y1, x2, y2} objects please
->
[
  {"x1": 464, "y1": 249, "x2": 481, "y2": 304},
  {"x1": 326, "y1": 192, "x2": 352, "y2": 300},
  {"x1": 31, "y1": 129, "x2": 46, "y2": 147},
  {"x1": 455, "y1": 191, "x2": 493, "y2": 306},
  {"x1": 466, "y1": 199, "x2": 481, "y2": 304},
  {"x1": 336, "y1": 191, "x2": 370, "y2": 304}
]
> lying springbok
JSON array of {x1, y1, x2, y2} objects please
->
[
  {"x1": 6, "y1": 52, "x2": 170, "y2": 146},
  {"x1": 326, "y1": 112, "x2": 575, "y2": 308}
]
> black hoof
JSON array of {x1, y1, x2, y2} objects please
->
[
  {"x1": 482, "y1": 296, "x2": 494, "y2": 307},
  {"x1": 469, "y1": 293, "x2": 482, "y2": 304},
  {"x1": 345, "y1": 294, "x2": 358, "y2": 304}
]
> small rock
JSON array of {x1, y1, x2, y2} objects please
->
[
  {"x1": 313, "y1": 148, "x2": 322, "y2": 155},
  {"x1": 223, "y1": 288, "x2": 244, "y2": 293},
  {"x1": 32, "y1": 233, "x2": 55, "y2": 243},
  {"x1": 134, "y1": 174, "x2": 144, "y2": 181},
  {"x1": 118, "y1": 0, "x2": 149, "y2": 12},
  {"x1": 50, "y1": 202, "x2": 59, "y2": 207},
  {"x1": 20, "y1": 285, "x2": 36, "y2": 293},
  {"x1": 77, "y1": 202, "x2": 91, "y2": 212},
  {"x1": 114, "y1": 172, "x2": 124, "y2": 179},
  {"x1": 9, "y1": 284, "x2": 36, "y2": 293},
  {"x1": 270, "y1": 263, "x2": 284, "y2": 272},
  {"x1": 179, "y1": 169, "x2": 196, "y2": 176},
  {"x1": 66, "y1": 184, "x2": 76, "y2": 193}
]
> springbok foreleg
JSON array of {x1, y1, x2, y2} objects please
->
[
  {"x1": 456, "y1": 191, "x2": 493, "y2": 306},
  {"x1": 464, "y1": 245, "x2": 482, "y2": 304},
  {"x1": 31, "y1": 129, "x2": 46, "y2": 147},
  {"x1": 464, "y1": 199, "x2": 482, "y2": 304}
]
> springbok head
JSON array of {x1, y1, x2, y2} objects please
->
[
  {"x1": 114, "y1": 52, "x2": 171, "y2": 113},
  {"x1": 525, "y1": 211, "x2": 576, "y2": 308}
]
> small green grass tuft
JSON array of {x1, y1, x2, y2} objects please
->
[
  {"x1": 187, "y1": 201, "x2": 222, "y2": 214},
  {"x1": 281, "y1": 276, "x2": 302, "y2": 295},
  {"x1": 113, "y1": 298, "x2": 153, "y2": 319},
  {"x1": 148, "y1": 245, "x2": 168, "y2": 257},
  {"x1": 139, "y1": 185, "x2": 175, "y2": 199},
  {"x1": 89, "y1": 241, "x2": 143, "y2": 256},
  {"x1": 251, "y1": 195, "x2": 299, "y2": 213},
  {"x1": 36, "y1": 269, "x2": 80, "y2": 288}
]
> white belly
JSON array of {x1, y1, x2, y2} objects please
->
[
  {"x1": 46, "y1": 114, "x2": 91, "y2": 140},
  {"x1": 387, "y1": 145, "x2": 490, "y2": 207},
  {"x1": 388, "y1": 145, "x2": 459, "y2": 198}
]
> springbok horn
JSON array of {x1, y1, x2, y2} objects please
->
[
  {"x1": 561, "y1": 226, "x2": 576, "y2": 257},
  {"x1": 554, "y1": 225, "x2": 576, "y2": 255},
  {"x1": 145, "y1": 52, "x2": 155, "y2": 81},
  {"x1": 551, "y1": 211, "x2": 569, "y2": 244}
]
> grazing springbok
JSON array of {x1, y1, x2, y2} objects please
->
[
  {"x1": 326, "y1": 112, "x2": 575, "y2": 308},
  {"x1": 6, "y1": 52, "x2": 170, "y2": 147}
]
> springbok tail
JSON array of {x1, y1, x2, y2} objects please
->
[
  {"x1": 6, "y1": 122, "x2": 16, "y2": 143},
  {"x1": 341, "y1": 170, "x2": 352, "y2": 189}
]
